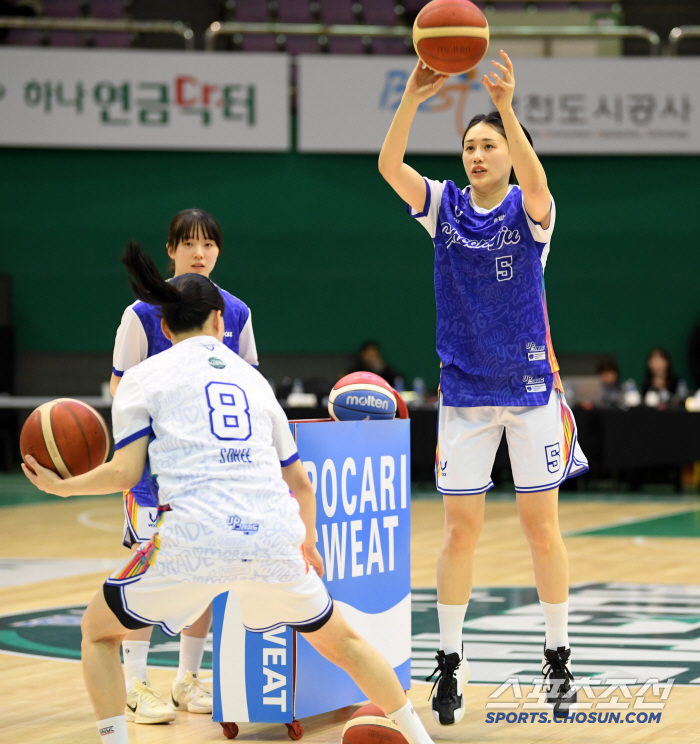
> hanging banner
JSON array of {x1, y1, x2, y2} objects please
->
[
  {"x1": 298, "y1": 56, "x2": 699, "y2": 155},
  {"x1": 0, "y1": 48, "x2": 289, "y2": 150}
]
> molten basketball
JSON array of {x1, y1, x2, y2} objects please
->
[
  {"x1": 20, "y1": 398, "x2": 110, "y2": 478},
  {"x1": 413, "y1": 0, "x2": 489, "y2": 75},
  {"x1": 342, "y1": 704, "x2": 408, "y2": 744},
  {"x1": 328, "y1": 372, "x2": 399, "y2": 422}
]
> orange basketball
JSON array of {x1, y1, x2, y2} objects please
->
[
  {"x1": 20, "y1": 398, "x2": 110, "y2": 478},
  {"x1": 341, "y1": 704, "x2": 408, "y2": 744},
  {"x1": 413, "y1": 0, "x2": 489, "y2": 75}
]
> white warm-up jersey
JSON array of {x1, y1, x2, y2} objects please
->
[{"x1": 111, "y1": 336, "x2": 305, "y2": 584}]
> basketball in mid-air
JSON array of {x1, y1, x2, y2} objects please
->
[
  {"x1": 20, "y1": 398, "x2": 110, "y2": 478},
  {"x1": 341, "y1": 703, "x2": 408, "y2": 744},
  {"x1": 413, "y1": 0, "x2": 490, "y2": 75}
]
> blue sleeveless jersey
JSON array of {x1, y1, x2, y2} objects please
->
[
  {"x1": 112, "y1": 286, "x2": 256, "y2": 506},
  {"x1": 409, "y1": 180, "x2": 560, "y2": 407}
]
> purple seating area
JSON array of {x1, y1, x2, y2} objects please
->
[
  {"x1": 318, "y1": 0, "x2": 355, "y2": 25},
  {"x1": 372, "y1": 36, "x2": 409, "y2": 55},
  {"x1": 90, "y1": 0, "x2": 127, "y2": 19},
  {"x1": 285, "y1": 35, "x2": 319, "y2": 54},
  {"x1": 362, "y1": 0, "x2": 401, "y2": 26},
  {"x1": 4, "y1": 29, "x2": 45, "y2": 45},
  {"x1": 42, "y1": 0, "x2": 83, "y2": 17},
  {"x1": 276, "y1": 0, "x2": 314, "y2": 24},
  {"x1": 239, "y1": 33, "x2": 278, "y2": 51},
  {"x1": 234, "y1": 0, "x2": 271, "y2": 23}
]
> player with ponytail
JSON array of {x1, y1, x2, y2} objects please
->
[
  {"x1": 110, "y1": 212, "x2": 257, "y2": 724},
  {"x1": 24, "y1": 245, "x2": 439, "y2": 744}
]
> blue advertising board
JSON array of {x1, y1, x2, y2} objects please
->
[{"x1": 212, "y1": 419, "x2": 411, "y2": 724}]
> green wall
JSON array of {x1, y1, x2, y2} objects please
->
[{"x1": 1, "y1": 147, "x2": 699, "y2": 389}]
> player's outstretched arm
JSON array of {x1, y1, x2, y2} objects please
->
[
  {"x1": 282, "y1": 459, "x2": 325, "y2": 578},
  {"x1": 378, "y1": 62, "x2": 448, "y2": 213},
  {"x1": 483, "y1": 50, "x2": 552, "y2": 226},
  {"x1": 21, "y1": 437, "x2": 148, "y2": 497}
]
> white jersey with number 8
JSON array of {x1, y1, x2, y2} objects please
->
[{"x1": 111, "y1": 335, "x2": 304, "y2": 585}]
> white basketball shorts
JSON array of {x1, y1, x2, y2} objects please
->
[
  {"x1": 104, "y1": 545, "x2": 333, "y2": 636},
  {"x1": 436, "y1": 388, "x2": 588, "y2": 495}
]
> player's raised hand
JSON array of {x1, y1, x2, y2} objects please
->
[
  {"x1": 22, "y1": 455, "x2": 68, "y2": 496},
  {"x1": 404, "y1": 60, "x2": 449, "y2": 104},
  {"x1": 483, "y1": 49, "x2": 515, "y2": 112}
]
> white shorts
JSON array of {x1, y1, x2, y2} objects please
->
[
  {"x1": 436, "y1": 388, "x2": 588, "y2": 495},
  {"x1": 104, "y1": 545, "x2": 333, "y2": 637},
  {"x1": 122, "y1": 490, "x2": 163, "y2": 548}
]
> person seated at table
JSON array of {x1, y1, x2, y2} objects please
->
[
  {"x1": 596, "y1": 357, "x2": 624, "y2": 409},
  {"x1": 641, "y1": 348, "x2": 683, "y2": 407},
  {"x1": 350, "y1": 341, "x2": 402, "y2": 388}
]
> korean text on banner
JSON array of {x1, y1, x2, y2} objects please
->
[
  {"x1": 298, "y1": 56, "x2": 698, "y2": 155},
  {"x1": 0, "y1": 49, "x2": 289, "y2": 151}
]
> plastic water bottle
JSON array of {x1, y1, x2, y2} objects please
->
[
  {"x1": 622, "y1": 379, "x2": 641, "y2": 408},
  {"x1": 413, "y1": 377, "x2": 426, "y2": 405},
  {"x1": 292, "y1": 378, "x2": 304, "y2": 394},
  {"x1": 394, "y1": 376, "x2": 405, "y2": 393}
]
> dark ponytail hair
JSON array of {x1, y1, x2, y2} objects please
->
[
  {"x1": 462, "y1": 111, "x2": 534, "y2": 185},
  {"x1": 167, "y1": 208, "x2": 222, "y2": 276},
  {"x1": 121, "y1": 241, "x2": 225, "y2": 335}
]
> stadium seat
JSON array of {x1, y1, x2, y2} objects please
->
[
  {"x1": 93, "y1": 32, "x2": 131, "y2": 46},
  {"x1": 328, "y1": 36, "x2": 364, "y2": 53},
  {"x1": 43, "y1": 0, "x2": 83, "y2": 17},
  {"x1": 4, "y1": 29, "x2": 44, "y2": 45},
  {"x1": 89, "y1": 0, "x2": 127, "y2": 18},
  {"x1": 234, "y1": 0, "x2": 271, "y2": 22},
  {"x1": 363, "y1": 0, "x2": 400, "y2": 26},
  {"x1": 318, "y1": 0, "x2": 355, "y2": 25},
  {"x1": 48, "y1": 30, "x2": 83, "y2": 45},
  {"x1": 277, "y1": 0, "x2": 313, "y2": 23},
  {"x1": 240, "y1": 33, "x2": 279, "y2": 50},
  {"x1": 286, "y1": 35, "x2": 319, "y2": 54},
  {"x1": 372, "y1": 37, "x2": 409, "y2": 55}
]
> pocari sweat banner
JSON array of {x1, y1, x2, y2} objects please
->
[{"x1": 212, "y1": 419, "x2": 411, "y2": 724}]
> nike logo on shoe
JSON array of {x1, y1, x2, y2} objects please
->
[
  {"x1": 126, "y1": 703, "x2": 136, "y2": 713},
  {"x1": 171, "y1": 695, "x2": 180, "y2": 708}
]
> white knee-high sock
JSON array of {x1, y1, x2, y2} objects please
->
[
  {"x1": 388, "y1": 700, "x2": 434, "y2": 744},
  {"x1": 177, "y1": 634, "x2": 207, "y2": 683},
  {"x1": 96, "y1": 715, "x2": 129, "y2": 743},
  {"x1": 437, "y1": 602, "x2": 468, "y2": 656},
  {"x1": 540, "y1": 599, "x2": 569, "y2": 650},
  {"x1": 122, "y1": 640, "x2": 149, "y2": 689}
]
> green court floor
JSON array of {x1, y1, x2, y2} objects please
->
[{"x1": 571, "y1": 509, "x2": 700, "y2": 538}]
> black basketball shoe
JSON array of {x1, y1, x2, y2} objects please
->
[
  {"x1": 426, "y1": 648, "x2": 470, "y2": 725},
  {"x1": 542, "y1": 644, "x2": 577, "y2": 716}
]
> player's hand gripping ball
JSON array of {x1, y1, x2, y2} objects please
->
[
  {"x1": 413, "y1": 0, "x2": 490, "y2": 75},
  {"x1": 328, "y1": 372, "x2": 408, "y2": 422},
  {"x1": 20, "y1": 398, "x2": 110, "y2": 478}
]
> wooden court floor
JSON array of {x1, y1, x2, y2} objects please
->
[{"x1": 2, "y1": 492, "x2": 700, "y2": 743}]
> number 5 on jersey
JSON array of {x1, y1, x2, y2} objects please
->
[
  {"x1": 496, "y1": 255, "x2": 513, "y2": 282},
  {"x1": 206, "y1": 382, "x2": 252, "y2": 440}
]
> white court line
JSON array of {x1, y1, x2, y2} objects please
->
[
  {"x1": 562, "y1": 507, "x2": 699, "y2": 537},
  {"x1": 77, "y1": 508, "x2": 121, "y2": 533}
]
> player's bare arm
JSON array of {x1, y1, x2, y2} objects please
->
[
  {"x1": 483, "y1": 50, "x2": 552, "y2": 226},
  {"x1": 22, "y1": 437, "x2": 148, "y2": 497},
  {"x1": 378, "y1": 62, "x2": 448, "y2": 213},
  {"x1": 281, "y1": 459, "x2": 325, "y2": 578}
]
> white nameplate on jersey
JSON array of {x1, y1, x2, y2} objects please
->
[
  {"x1": 526, "y1": 383, "x2": 547, "y2": 393},
  {"x1": 528, "y1": 351, "x2": 546, "y2": 361}
]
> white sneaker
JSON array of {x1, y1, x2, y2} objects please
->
[
  {"x1": 171, "y1": 671, "x2": 214, "y2": 714},
  {"x1": 125, "y1": 678, "x2": 176, "y2": 724}
]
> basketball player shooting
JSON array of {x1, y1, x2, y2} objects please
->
[{"x1": 379, "y1": 51, "x2": 588, "y2": 724}]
